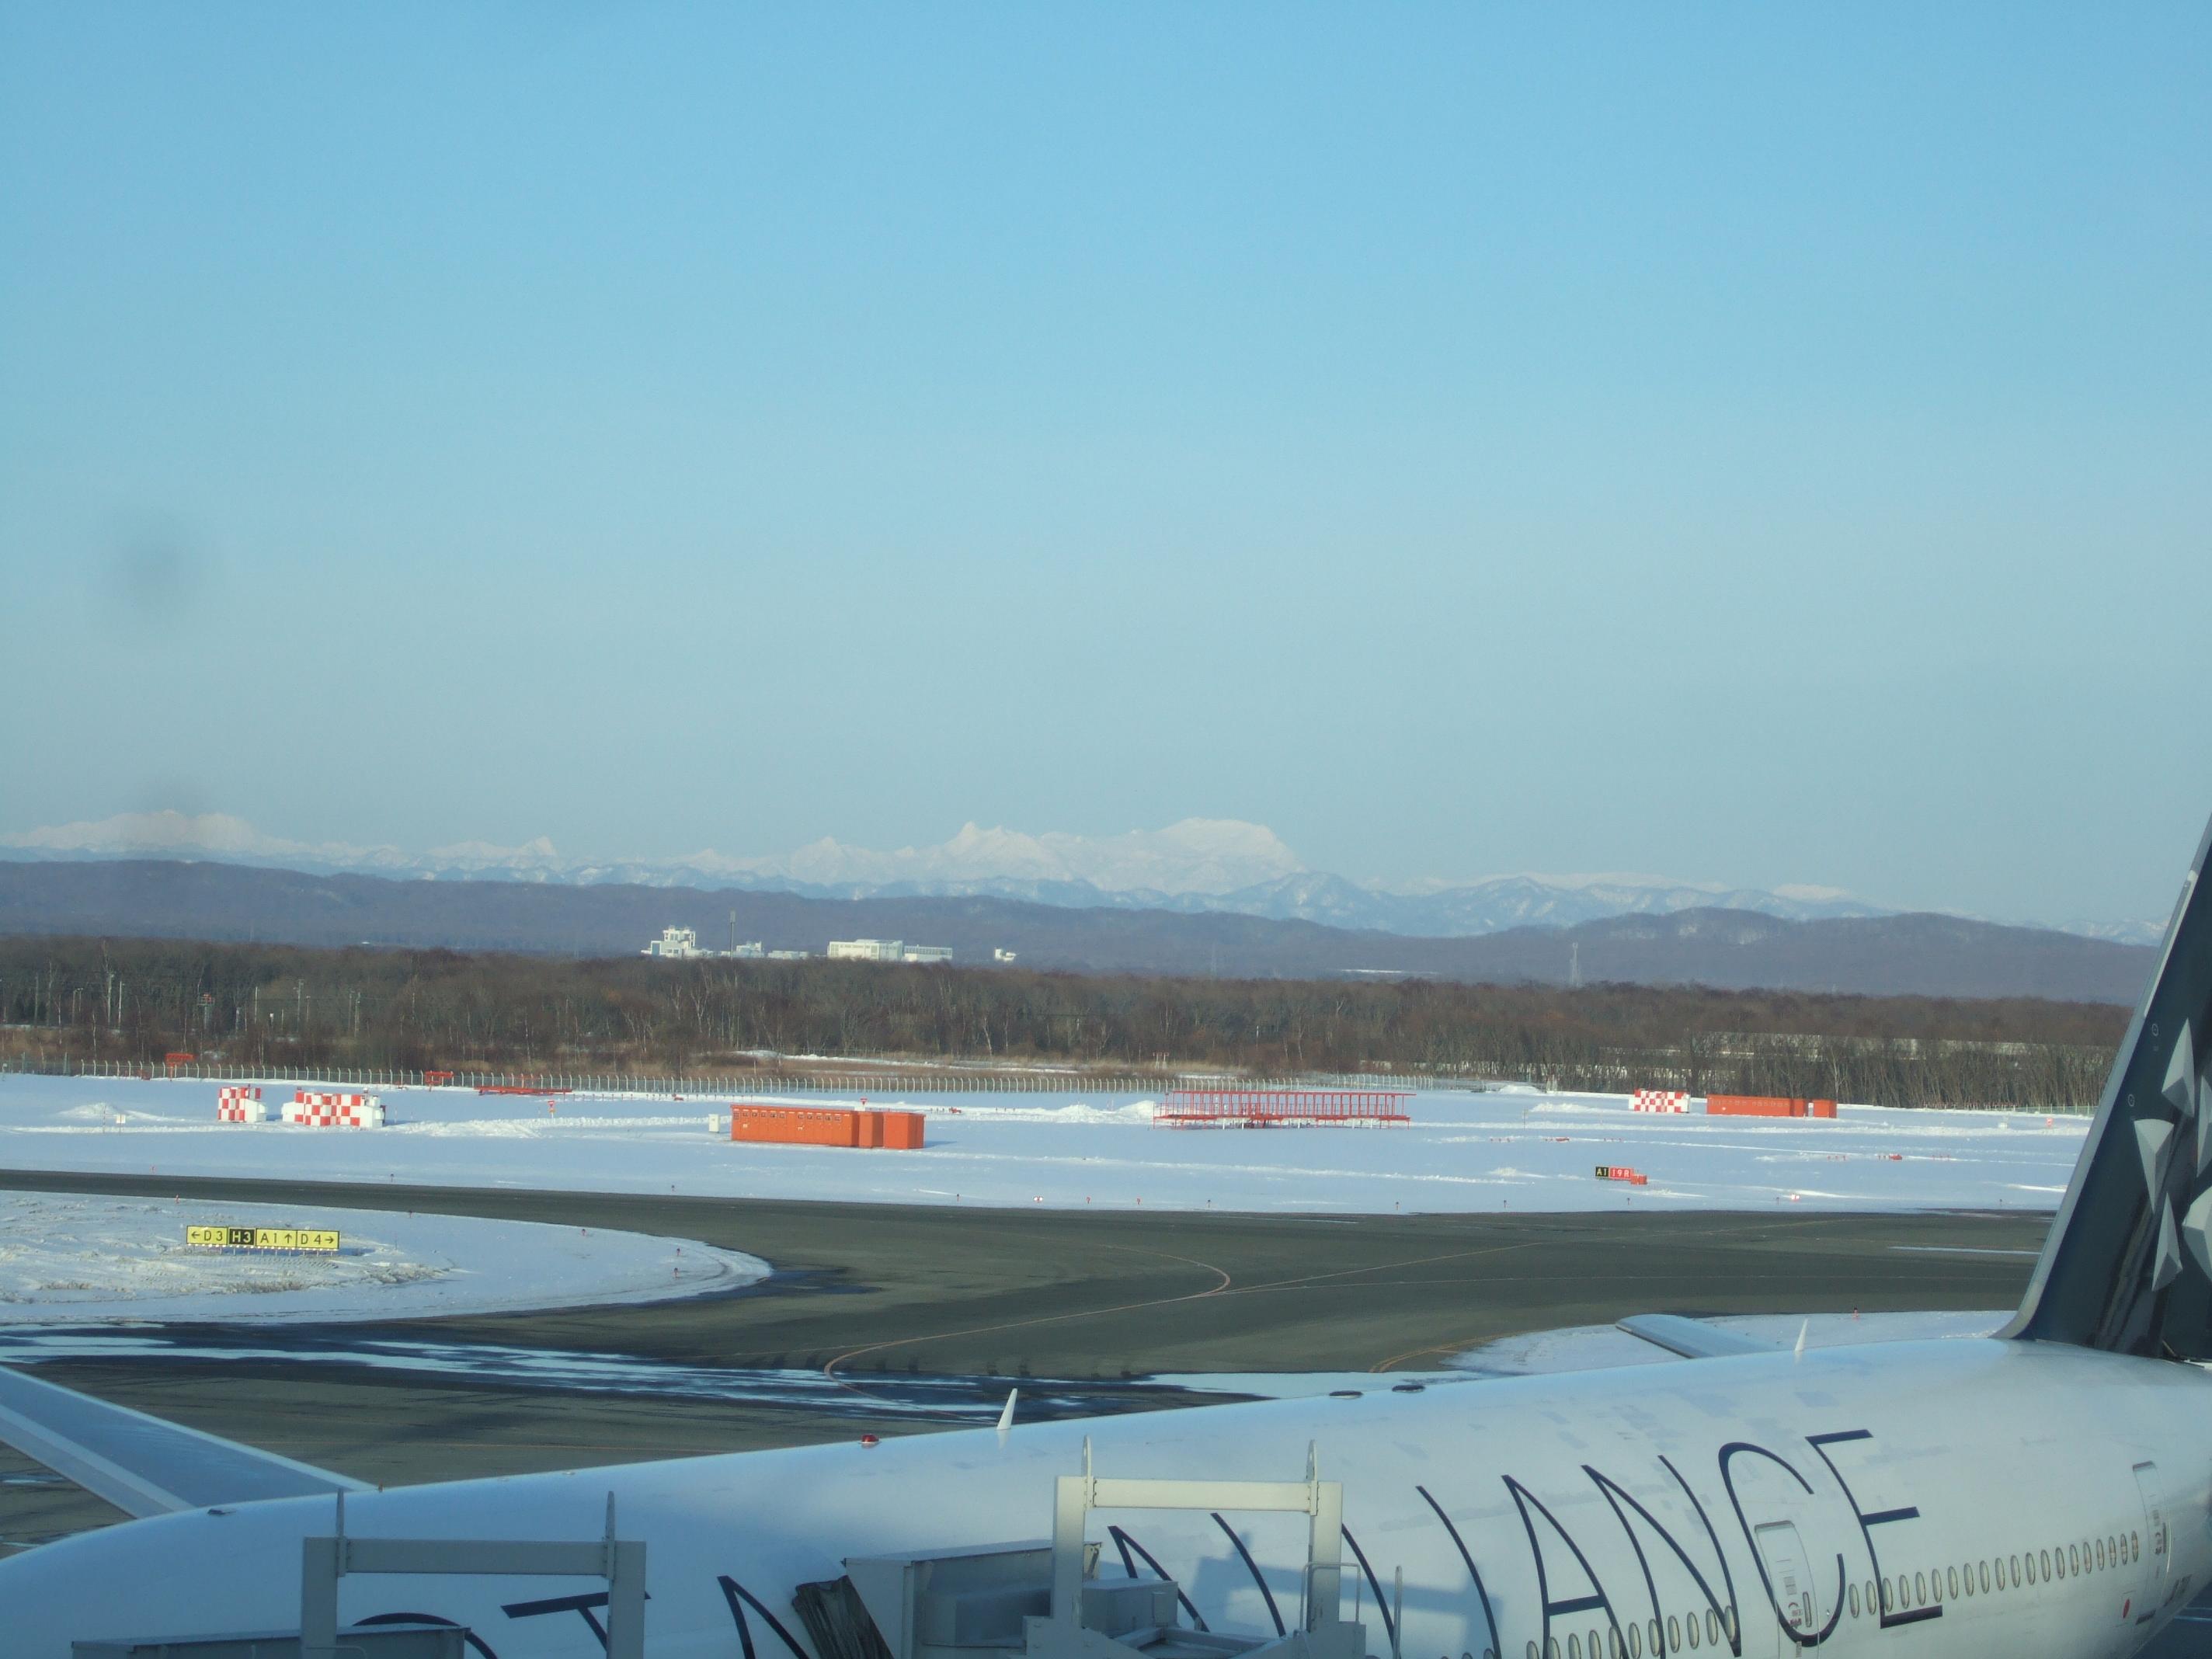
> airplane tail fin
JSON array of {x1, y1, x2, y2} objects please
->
[{"x1": 2005, "y1": 810, "x2": 2212, "y2": 1358}]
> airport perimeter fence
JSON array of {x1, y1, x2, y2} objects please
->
[
  {"x1": 0, "y1": 1056, "x2": 1300, "y2": 1097},
  {"x1": 0, "y1": 1055, "x2": 2094, "y2": 1111}
]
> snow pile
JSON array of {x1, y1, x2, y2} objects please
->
[{"x1": 0, "y1": 1191, "x2": 767, "y2": 1326}]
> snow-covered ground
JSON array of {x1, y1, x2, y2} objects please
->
[
  {"x1": 0, "y1": 1191, "x2": 767, "y2": 1326},
  {"x1": 0, "y1": 1076, "x2": 2089, "y2": 1216}
]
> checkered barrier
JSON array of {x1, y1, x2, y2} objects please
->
[
  {"x1": 217, "y1": 1085, "x2": 266, "y2": 1124},
  {"x1": 282, "y1": 1089, "x2": 385, "y2": 1128},
  {"x1": 1631, "y1": 1090, "x2": 1692, "y2": 1113}
]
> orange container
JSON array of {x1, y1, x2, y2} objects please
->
[
  {"x1": 731, "y1": 1105, "x2": 860, "y2": 1146},
  {"x1": 1810, "y1": 1098, "x2": 1838, "y2": 1118},
  {"x1": 1705, "y1": 1094, "x2": 1807, "y2": 1118},
  {"x1": 729, "y1": 1104, "x2": 924, "y2": 1149}
]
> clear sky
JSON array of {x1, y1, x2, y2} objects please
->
[{"x1": 2, "y1": 5, "x2": 2206, "y2": 923}]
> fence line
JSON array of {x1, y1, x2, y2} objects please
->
[
  {"x1": 0, "y1": 1055, "x2": 2093, "y2": 1111},
  {"x1": 0, "y1": 1056, "x2": 1298, "y2": 1097}
]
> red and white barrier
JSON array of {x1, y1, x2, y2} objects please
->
[
  {"x1": 217, "y1": 1085, "x2": 266, "y2": 1124},
  {"x1": 282, "y1": 1089, "x2": 385, "y2": 1129},
  {"x1": 1631, "y1": 1090, "x2": 1691, "y2": 1113},
  {"x1": 1595, "y1": 1163, "x2": 1650, "y2": 1185}
]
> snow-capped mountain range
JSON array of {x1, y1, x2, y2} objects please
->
[{"x1": 0, "y1": 809, "x2": 2165, "y2": 946}]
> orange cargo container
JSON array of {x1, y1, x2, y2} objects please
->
[
  {"x1": 729, "y1": 1104, "x2": 925, "y2": 1149},
  {"x1": 732, "y1": 1105, "x2": 860, "y2": 1146},
  {"x1": 1810, "y1": 1098, "x2": 1838, "y2": 1118},
  {"x1": 1705, "y1": 1094, "x2": 1809, "y2": 1118}
]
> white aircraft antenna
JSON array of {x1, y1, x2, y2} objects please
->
[
  {"x1": 997, "y1": 1388, "x2": 1019, "y2": 1437},
  {"x1": 1793, "y1": 1320, "x2": 1809, "y2": 1359}
]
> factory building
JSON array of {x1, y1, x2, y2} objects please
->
[
  {"x1": 642, "y1": 927, "x2": 774, "y2": 960},
  {"x1": 828, "y1": 939, "x2": 954, "y2": 964}
]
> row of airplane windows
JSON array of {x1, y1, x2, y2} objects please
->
[
  {"x1": 1871, "y1": 1524, "x2": 2141, "y2": 1619},
  {"x1": 1522, "y1": 1525, "x2": 2157, "y2": 1659}
]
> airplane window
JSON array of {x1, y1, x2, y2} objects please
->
[
  {"x1": 1685, "y1": 1612, "x2": 1698, "y2": 1650},
  {"x1": 1880, "y1": 1578, "x2": 1893, "y2": 1612},
  {"x1": 1963, "y1": 1563, "x2": 1974, "y2": 1596},
  {"x1": 1547, "y1": 1640, "x2": 1560, "y2": 1659},
  {"x1": 2097, "y1": 1539, "x2": 2106, "y2": 1570},
  {"x1": 1848, "y1": 1584, "x2": 1859, "y2": 1618},
  {"x1": 2043, "y1": 1549, "x2": 2054, "y2": 1578},
  {"x1": 1589, "y1": 1629, "x2": 1602, "y2": 1657},
  {"x1": 1915, "y1": 1573, "x2": 1926, "y2": 1604},
  {"x1": 1706, "y1": 1610, "x2": 1720, "y2": 1645},
  {"x1": 1979, "y1": 1561, "x2": 1989, "y2": 1593},
  {"x1": 2010, "y1": 1556, "x2": 2020, "y2": 1587},
  {"x1": 1627, "y1": 1622, "x2": 1640, "y2": 1657},
  {"x1": 2133, "y1": 1532, "x2": 2141, "y2": 1560},
  {"x1": 1667, "y1": 1615, "x2": 1680, "y2": 1651},
  {"x1": 1946, "y1": 1567, "x2": 1957, "y2": 1599},
  {"x1": 1568, "y1": 1635, "x2": 1581, "y2": 1659},
  {"x1": 1527, "y1": 1644, "x2": 1539, "y2": 1659},
  {"x1": 2110, "y1": 1535, "x2": 2119, "y2": 1565},
  {"x1": 2070, "y1": 1545, "x2": 2080, "y2": 1575},
  {"x1": 1648, "y1": 1619, "x2": 1661, "y2": 1654}
]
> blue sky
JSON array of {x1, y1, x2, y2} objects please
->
[{"x1": 2, "y1": 5, "x2": 2206, "y2": 923}]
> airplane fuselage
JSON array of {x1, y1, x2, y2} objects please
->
[{"x1": 7, "y1": 1336, "x2": 2207, "y2": 1659}]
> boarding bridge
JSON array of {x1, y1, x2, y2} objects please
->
[{"x1": 806, "y1": 1444, "x2": 1368, "y2": 1659}]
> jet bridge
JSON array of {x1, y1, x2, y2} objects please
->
[{"x1": 816, "y1": 1443, "x2": 1367, "y2": 1659}]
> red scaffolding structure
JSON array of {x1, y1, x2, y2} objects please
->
[{"x1": 1154, "y1": 1088, "x2": 1413, "y2": 1128}]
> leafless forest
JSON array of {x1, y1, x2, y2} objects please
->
[{"x1": 0, "y1": 936, "x2": 2127, "y2": 1109}]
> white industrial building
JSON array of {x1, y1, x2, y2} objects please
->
[
  {"x1": 829, "y1": 939, "x2": 954, "y2": 964},
  {"x1": 642, "y1": 927, "x2": 769, "y2": 960}
]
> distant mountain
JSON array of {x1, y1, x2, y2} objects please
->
[
  {"x1": 0, "y1": 858, "x2": 2156, "y2": 1004},
  {"x1": 0, "y1": 809, "x2": 2159, "y2": 946}
]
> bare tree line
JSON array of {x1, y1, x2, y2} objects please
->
[{"x1": 0, "y1": 936, "x2": 2127, "y2": 1109}]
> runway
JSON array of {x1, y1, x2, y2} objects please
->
[{"x1": 0, "y1": 1167, "x2": 2050, "y2": 1561}]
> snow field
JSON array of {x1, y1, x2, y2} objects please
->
[
  {"x1": 0, "y1": 1075, "x2": 2088, "y2": 1216},
  {"x1": 0, "y1": 1190, "x2": 767, "y2": 1326}
]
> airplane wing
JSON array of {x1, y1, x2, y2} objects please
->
[
  {"x1": 0, "y1": 1363, "x2": 370, "y2": 1518},
  {"x1": 1614, "y1": 1313, "x2": 1779, "y2": 1359}
]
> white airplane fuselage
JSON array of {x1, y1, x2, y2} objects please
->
[{"x1": 9, "y1": 1335, "x2": 2207, "y2": 1659}]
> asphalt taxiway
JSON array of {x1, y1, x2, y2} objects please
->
[{"x1": 0, "y1": 1169, "x2": 2047, "y2": 1559}]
